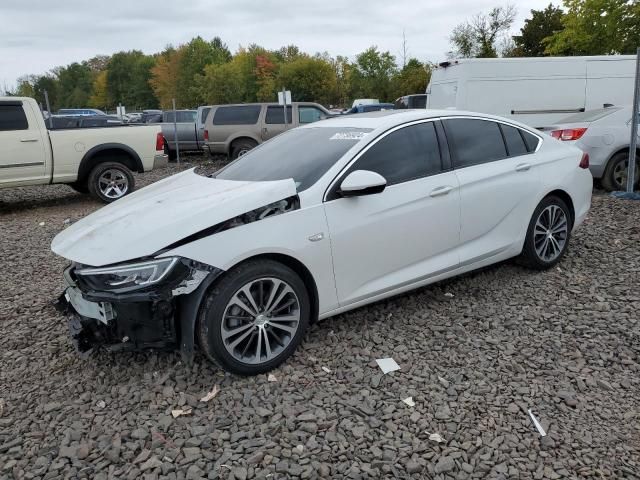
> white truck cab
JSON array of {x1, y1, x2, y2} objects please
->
[{"x1": 0, "y1": 97, "x2": 168, "y2": 202}]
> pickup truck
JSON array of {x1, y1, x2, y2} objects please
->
[{"x1": 0, "y1": 97, "x2": 168, "y2": 203}]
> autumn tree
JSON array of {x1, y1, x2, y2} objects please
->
[
  {"x1": 88, "y1": 70, "x2": 109, "y2": 109},
  {"x1": 150, "y1": 47, "x2": 184, "y2": 109},
  {"x1": 277, "y1": 56, "x2": 338, "y2": 105},
  {"x1": 450, "y1": 5, "x2": 517, "y2": 58}
]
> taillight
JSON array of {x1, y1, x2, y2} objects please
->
[
  {"x1": 550, "y1": 128, "x2": 587, "y2": 141},
  {"x1": 155, "y1": 132, "x2": 164, "y2": 151},
  {"x1": 204, "y1": 129, "x2": 209, "y2": 142},
  {"x1": 579, "y1": 152, "x2": 590, "y2": 169}
]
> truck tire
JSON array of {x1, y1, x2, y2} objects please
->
[
  {"x1": 601, "y1": 152, "x2": 639, "y2": 192},
  {"x1": 87, "y1": 162, "x2": 135, "y2": 203},
  {"x1": 231, "y1": 139, "x2": 258, "y2": 159}
]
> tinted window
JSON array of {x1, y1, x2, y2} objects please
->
[
  {"x1": 215, "y1": 127, "x2": 371, "y2": 191},
  {"x1": 444, "y1": 119, "x2": 507, "y2": 168},
  {"x1": 501, "y1": 124, "x2": 528, "y2": 156},
  {"x1": 265, "y1": 106, "x2": 292, "y2": 124},
  {"x1": 0, "y1": 104, "x2": 28, "y2": 131},
  {"x1": 200, "y1": 107, "x2": 211, "y2": 124},
  {"x1": 410, "y1": 95, "x2": 427, "y2": 108},
  {"x1": 165, "y1": 111, "x2": 196, "y2": 123},
  {"x1": 213, "y1": 105, "x2": 261, "y2": 125},
  {"x1": 299, "y1": 106, "x2": 324, "y2": 124},
  {"x1": 521, "y1": 130, "x2": 540, "y2": 152},
  {"x1": 348, "y1": 122, "x2": 441, "y2": 186},
  {"x1": 394, "y1": 97, "x2": 409, "y2": 109}
]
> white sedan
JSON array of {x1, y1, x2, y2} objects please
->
[{"x1": 52, "y1": 110, "x2": 592, "y2": 375}]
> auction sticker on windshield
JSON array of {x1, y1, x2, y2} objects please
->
[{"x1": 330, "y1": 131, "x2": 369, "y2": 140}]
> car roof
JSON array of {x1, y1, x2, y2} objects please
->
[{"x1": 303, "y1": 109, "x2": 530, "y2": 130}]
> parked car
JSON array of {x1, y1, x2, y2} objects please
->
[
  {"x1": 203, "y1": 102, "x2": 331, "y2": 159},
  {"x1": 395, "y1": 94, "x2": 427, "y2": 109},
  {"x1": 141, "y1": 110, "x2": 163, "y2": 124},
  {"x1": 541, "y1": 106, "x2": 639, "y2": 191},
  {"x1": 427, "y1": 55, "x2": 637, "y2": 128},
  {"x1": 345, "y1": 103, "x2": 395, "y2": 114},
  {"x1": 57, "y1": 108, "x2": 107, "y2": 116},
  {"x1": 48, "y1": 115, "x2": 122, "y2": 129},
  {"x1": 159, "y1": 110, "x2": 201, "y2": 158},
  {"x1": 52, "y1": 109, "x2": 592, "y2": 374},
  {"x1": 351, "y1": 98, "x2": 379, "y2": 108},
  {"x1": 0, "y1": 97, "x2": 168, "y2": 203}
]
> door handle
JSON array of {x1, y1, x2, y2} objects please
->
[
  {"x1": 20, "y1": 138, "x2": 39, "y2": 143},
  {"x1": 429, "y1": 185, "x2": 454, "y2": 197},
  {"x1": 515, "y1": 163, "x2": 531, "y2": 172}
]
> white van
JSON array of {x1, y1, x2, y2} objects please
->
[{"x1": 426, "y1": 55, "x2": 636, "y2": 128}]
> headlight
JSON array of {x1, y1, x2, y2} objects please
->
[{"x1": 75, "y1": 258, "x2": 180, "y2": 293}]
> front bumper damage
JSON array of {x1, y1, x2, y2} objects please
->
[{"x1": 55, "y1": 259, "x2": 222, "y2": 360}]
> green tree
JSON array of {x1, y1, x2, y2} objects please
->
[
  {"x1": 449, "y1": 5, "x2": 517, "y2": 58},
  {"x1": 88, "y1": 70, "x2": 109, "y2": 109},
  {"x1": 545, "y1": 0, "x2": 640, "y2": 55},
  {"x1": 277, "y1": 56, "x2": 338, "y2": 105},
  {"x1": 512, "y1": 4, "x2": 565, "y2": 56},
  {"x1": 350, "y1": 47, "x2": 398, "y2": 101},
  {"x1": 150, "y1": 46, "x2": 184, "y2": 109},
  {"x1": 106, "y1": 51, "x2": 157, "y2": 109},
  {"x1": 176, "y1": 36, "x2": 231, "y2": 106},
  {"x1": 56, "y1": 62, "x2": 94, "y2": 108},
  {"x1": 391, "y1": 59, "x2": 431, "y2": 99},
  {"x1": 15, "y1": 76, "x2": 35, "y2": 98}
]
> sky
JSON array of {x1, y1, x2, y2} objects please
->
[{"x1": 0, "y1": 0, "x2": 555, "y2": 89}]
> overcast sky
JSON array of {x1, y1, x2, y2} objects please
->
[{"x1": 1, "y1": 0, "x2": 554, "y2": 89}]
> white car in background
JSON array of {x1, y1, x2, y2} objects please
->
[
  {"x1": 542, "y1": 106, "x2": 640, "y2": 191},
  {"x1": 52, "y1": 110, "x2": 592, "y2": 375}
]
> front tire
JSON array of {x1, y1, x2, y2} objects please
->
[
  {"x1": 520, "y1": 196, "x2": 572, "y2": 270},
  {"x1": 197, "y1": 260, "x2": 310, "y2": 375},
  {"x1": 231, "y1": 139, "x2": 258, "y2": 160},
  {"x1": 87, "y1": 162, "x2": 135, "y2": 203},
  {"x1": 601, "y1": 152, "x2": 640, "y2": 191}
]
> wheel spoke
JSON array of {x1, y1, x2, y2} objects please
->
[
  {"x1": 263, "y1": 329, "x2": 273, "y2": 358},
  {"x1": 221, "y1": 322, "x2": 253, "y2": 340},
  {"x1": 227, "y1": 326, "x2": 255, "y2": 349},
  {"x1": 240, "y1": 285, "x2": 260, "y2": 316},
  {"x1": 269, "y1": 314, "x2": 299, "y2": 323},
  {"x1": 267, "y1": 321, "x2": 297, "y2": 335},
  {"x1": 263, "y1": 280, "x2": 283, "y2": 313},
  {"x1": 230, "y1": 296, "x2": 258, "y2": 317},
  {"x1": 265, "y1": 285, "x2": 294, "y2": 315},
  {"x1": 255, "y1": 328, "x2": 263, "y2": 361}
]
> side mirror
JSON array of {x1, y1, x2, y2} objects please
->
[{"x1": 339, "y1": 170, "x2": 387, "y2": 197}]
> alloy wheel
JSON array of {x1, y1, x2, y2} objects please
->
[
  {"x1": 533, "y1": 205, "x2": 568, "y2": 262},
  {"x1": 98, "y1": 169, "x2": 129, "y2": 199},
  {"x1": 221, "y1": 277, "x2": 301, "y2": 365},
  {"x1": 613, "y1": 158, "x2": 639, "y2": 189}
]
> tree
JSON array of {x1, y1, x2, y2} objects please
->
[
  {"x1": 196, "y1": 49, "x2": 260, "y2": 104},
  {"x1": 106, "y1": 51, "x2": 157, "y2": 109},
  {"x1": 449, "y1": 5, "x2": 517, "y2": 58},
  {"x1": 350, "y1": 47, "x2": 398, "y2": 101},
  {"x1": 512, "y1": 4, "x2": 565, "y2": 56},
  {"x1": 278, "y1": 56, "x2": 338, "y2": 105},
  {"x1": 150, "y1": 47, "x2": 184, "y2": 109},
  {"x1": 545, "y1": 0, "x2": 640, "y2": 55},
  {"x1": 88, "y1": 70, "x2": 109, "y2": 109},
  {"x1": 56, "y1": 62, "x2": 94, "y2": 108},
  {"x1": 391, "y1": 59, "x2": 431, "y2": 99}
]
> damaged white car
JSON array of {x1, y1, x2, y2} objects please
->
[{"x1": 53, "y1": 110, "x2": 592, "y2": 375}]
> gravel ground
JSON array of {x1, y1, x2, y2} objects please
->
[{"x1": 1, "y1": 156, "x2": 639, "y2": 479}]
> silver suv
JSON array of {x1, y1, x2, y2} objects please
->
[{"x1": 203, "y1": 102, "x2": 331, "y2": 159}]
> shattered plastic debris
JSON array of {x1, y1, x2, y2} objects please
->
[
  {"x1": 199, "y1": 385, "x2": 219, "y2": 402},
  {"x1": 429, "y1": 433, "x2": 445, "y2": 443},
  {"x1": 63, "y1": 218, "x2": 71, "y2": 225},
  {"x1": 528, "y1": 409, "x2": 547, "y2": 437},
  {"x1": 376, "y1": 357, "x2": 400, "y2": 374},
  {"x1": 96, "y1": 400, "x2": 106, "y2": 409},
  {"x1": 39, "y1": 222, "x2": 45, "y2": 226},
  {"x1": 444, "y1": 292, "x2": 454, "y2": 298},
  {"x1": 171, "y1": 408, "x2": 192, "y2": 418},
  {"x1": 321, "y1": 366, "x2": 332, "y2": 374},
  {"x1": 267, "y1": 374, "x2": 278, "y2": 382},
  {"x1": 402, "y1": 397, "x2": 415, "y2": 407}
]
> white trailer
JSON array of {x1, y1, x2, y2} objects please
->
[{"x1": 426, "y1": 55, "x2": 636, "y2": 128}]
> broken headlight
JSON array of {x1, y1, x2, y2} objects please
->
[{"x1": 75, "y1": 258, "x2": 181, "y2": 293}]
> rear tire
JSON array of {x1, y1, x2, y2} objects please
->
[
  {"x1": 231, "y1": 139, "x2": 258, "y2": 160},
  {"x1": 197, "y1": 260, "x2": 310, "y2": 375},
  {"x1": 87, "y1": 162, "x2": 135, "y2": 203},
  {"x1": 601, "y1": 152, "x2": 640, "y2": 191},
  {"x1": 519, "y1": 196, "x2": 572, "y2": 270}
]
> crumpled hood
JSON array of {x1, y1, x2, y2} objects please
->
[{"x1": 51, "y1": 169, "x2": 297, "y2": 266}]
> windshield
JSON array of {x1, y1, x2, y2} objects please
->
[
  {"x1": 559, "y1": 107, "x2": 621, "y2": 123},
  {"x1": 215, "y1": 127, "x2": 372, "y2": 191}
]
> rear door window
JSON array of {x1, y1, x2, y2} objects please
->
[
  {"x1": 213, "y1": 105, "x2": 261, "y2": 125},
  {"x1": 0, "y1": 104, "x2": 29, "y2": 131},
  {"x1": 500, "y1": 124, "x2": 528, "y2": 157},
  {"x1": 521, "y1": 130, "x2": 541, "y2": 152},
  {"x1": 298, "y1": 106, "x2": 325, "y2": 124},
  {"x1": 444, "y1": 118, "x2": 507, "y2": 168},
  {"x1": 265, "y1": 106, "x2": 293, "y2": 124},
  {"x1": 200, "y1": 108, "x2": 211, "y2": 124}
]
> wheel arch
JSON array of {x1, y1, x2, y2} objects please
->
[
  {"x1": 228, "y1": 135, "x2": 260, "y2": 152},
  {"x1": 542, "y1": 189, "x2": 575, "y2": 228},
  {"x1": 604, "y1": 145, "x2": 639, "y2": 167},
  {"x1": 78, "y1": 143, "x2": 144, "y2": 183}
]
